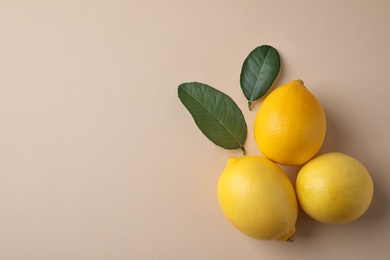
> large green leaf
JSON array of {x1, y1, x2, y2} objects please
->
[
  {"x1": 240, "y1": 45, "x2": 280, "y2": 110},
  {"x1": 178, "y1": 82, "x2": 247, "y2": 154}
]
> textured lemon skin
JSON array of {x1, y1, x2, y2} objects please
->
[
  {"x1": 254, "y1": 80, "x2": 326, "y2": 166},
  {"x1": 218, "y1": 156, "x2": 298, "y2": 241},
  {"x1": 296, "y1": 152, "x2": 374, "y2": 224}
]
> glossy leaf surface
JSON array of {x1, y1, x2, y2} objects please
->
[
  {"x1": 240, "y1": 45, "x2": 280, "y2": 110},
  {"x1": 178, "y1": 82, "x2": 247, "y2": 153}
]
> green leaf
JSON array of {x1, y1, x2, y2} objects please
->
[
  {"x1": 178, "y1": 82, "x2": 247, "y2": 154},
  {"x1": 240, "y1": 45, "x2": 280, "y2": 110}
]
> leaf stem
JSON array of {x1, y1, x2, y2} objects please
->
[
  {"x1": 241, "y1": 146, "x2": 246, "y2": 155},
  {"x1": 248, "y1": 101, "x2": 252, "y2": 111}
]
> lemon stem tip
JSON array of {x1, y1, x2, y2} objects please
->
[
  {"x1": 296, "y1": 79, "x2": 304, "y2": 85},
  {"x1": 286, "y1": 235, "x2": 295, "y2": 242}
]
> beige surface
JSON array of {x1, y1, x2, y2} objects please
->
[{"x1": 1, "y1": 1, "x2": 389, "y2": 259}]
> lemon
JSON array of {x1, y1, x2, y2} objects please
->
[
  {"x1": 217, "y1": 156, "x2": 298, "y2": 241},
  {"x1": 254, "y1": 80, "x2": 326, "y2": 165},
  {"x1": 296, "y1": 152, "x2": 374, "y2": 224}
]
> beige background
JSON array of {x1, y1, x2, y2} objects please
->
[{"x1": 1, "y1": 1, "x2": 389, "y2": 259}]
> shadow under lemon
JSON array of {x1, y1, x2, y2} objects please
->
[{"x1": 288, "y1": 103, "x2": 387, "y2": 240}]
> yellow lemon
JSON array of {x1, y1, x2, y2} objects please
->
[
  {"x1": 218, "y1": 156, "x2": 298, "y2": 241},
  {"x1": 296, "y1": 152, "x2": 374, "y2": 224},
  {"x1": 254, "y1": 80, "x2": 326, "y2": 165}
]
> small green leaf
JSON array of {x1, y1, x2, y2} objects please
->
[
  {"x1": 240, "y1": 45, "x2": 280, "y2": 110},
  {"x1": 178, "y1": 82, "x2": 247, "y2": 154}
]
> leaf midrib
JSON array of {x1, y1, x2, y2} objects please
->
[{"x1": 249, "y1": 47, "x2": 272, "y2": 102}]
